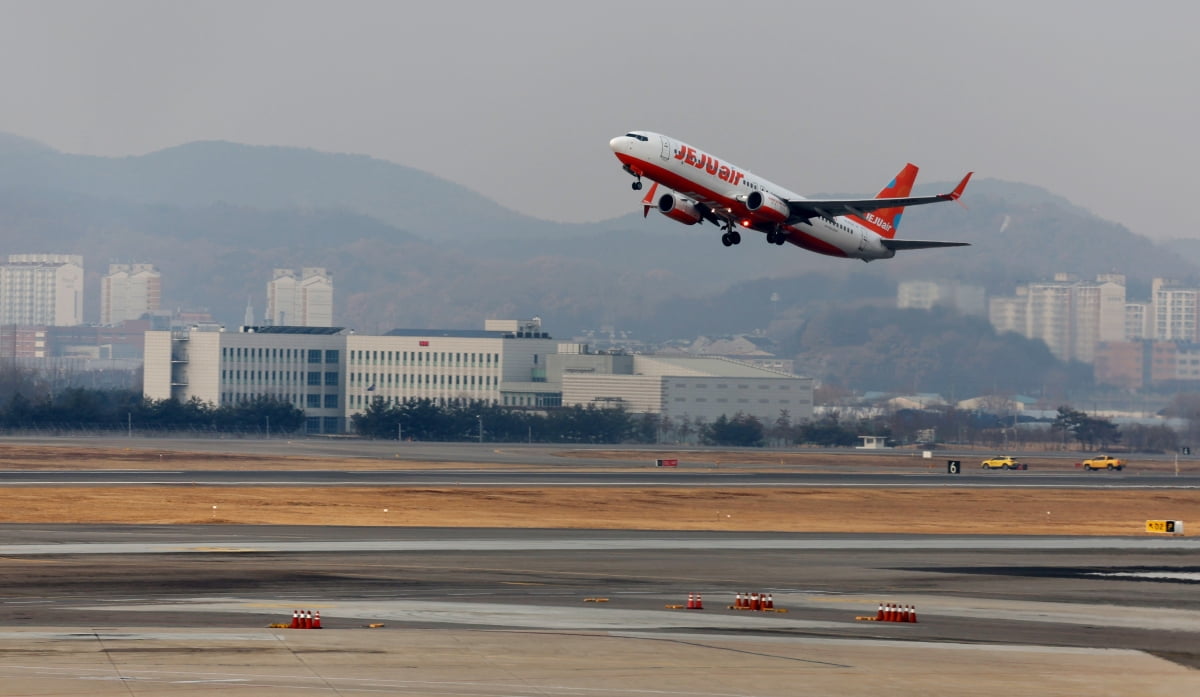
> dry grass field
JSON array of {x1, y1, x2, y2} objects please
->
[{"x1": 0, "y1": 443, "x2": 1195, "y2": 534}]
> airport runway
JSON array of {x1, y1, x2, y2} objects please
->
[
  {"x1": 0, "y1": 437, "x2": 1197, "y2": 694},
  {"x1": 9, "y1": 433, "x2": 1188, "y2": 469},
  {"x1": 0, "y1": 525, "x2": 1198, "y2": 694},
  {"x1": 2, "y1": 468, "x2": 1199, "y2": 489}
]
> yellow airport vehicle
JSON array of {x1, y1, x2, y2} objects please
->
[
  {"x1": 1078, "y1": 455, "x2": 1126, "y2": 471},
  {"x1": 980, "y1": 455, "x2": 1027, "y2": 470}
]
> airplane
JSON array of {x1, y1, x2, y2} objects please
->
[{"x1": 609, "y1": 131, "x2": 973, "y2": 261}]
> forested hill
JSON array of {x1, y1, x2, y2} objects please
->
[{"x1": 0, "y1": 133, "x2": 1193, "y2": 337}]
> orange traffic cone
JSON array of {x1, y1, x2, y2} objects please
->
[
  {"x1": 312, "y1": 610, "x2": 322, "y2": 629},
  {"x1": 751, "y1": 593, "x2": 761, "y2": 611},
  {"x1": 289, "y1": 610, "x2": 300, "y2": 629},
  {"x1": 764, "y1": 593, "x2": 774, "y2": 610},
  {"x1": 303, "y1": 610, "x2": 312, "y2": 629},
  {"x1": 736, "y1": 592, "x2": 745, "y2": 608},
  {"x1": 694, "y1": 594, "x2": 703, "y2": 610},
  {"x1": 876, "y1": 602, "x2": 884, "y2": 621},
  {"x1": 909, "y1": 605, "x2": 918, "y2": 623},
  {"x1": 687, "y1": 593, "x2": 696, "y2": 609},
  {"x1": 886, "y1": 603, "x2": 896, "y2": 622}
]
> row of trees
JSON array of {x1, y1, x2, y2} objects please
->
[
  {"x1": 351, "y1": 398, "x2": 652, "y2": 444},
  {"x1": 0, "y1": 383, "x2": 1166, "y2": 452},
  {"x1": 351, "y1": 398, "x2": 884, "y2": 447},
  {"x1": 0, "y1": 388, "x2": 304, "y2": 434},
  {"x1": 352, "y1": 399, "x2": 903, "y2": 447}
]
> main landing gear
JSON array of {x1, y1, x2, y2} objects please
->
[
  {"x1": 632, "y1": 178, "x2": 643, "y2": 191},
  {"x1": 765, "y1": 228, "x2": 787, "y2": 245},
  {"x1": 720, "y1": 230, "x2": 742, "y2": 247}
]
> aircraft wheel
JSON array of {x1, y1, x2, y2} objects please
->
[
  {"x1": 632, "y1": 181, "x2": 643, "y2": 191},
  {"x1": 721, "y1": 233, "x2": 733, "y2": 247},
  {"x1": 766, "y1": 230, "x2": 778, "y2": 244},
  {"x1": 730, "y1": 231, "x2": 741, "y2": 245}
]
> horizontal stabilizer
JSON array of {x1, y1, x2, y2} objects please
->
[{"x1": 880, "y1": 239, "x2": 971, "y2": 251}]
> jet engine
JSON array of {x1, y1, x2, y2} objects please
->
[
  {"x1": 744, "y1": 191, "x2": 790, "y2": 224},
  {"x1": 657, "y1": 193, "x2": 703, "y2": 225}
]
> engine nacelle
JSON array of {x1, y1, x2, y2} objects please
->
[
  {"x1": 744, "y1": 190, "x2": 790, "y2": 224},
  {"x1": 657, "y1": 193, "x2": 703, "y2": 225}
]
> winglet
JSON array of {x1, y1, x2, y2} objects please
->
[
  {"x1": 949, "y1": 172, "x2": 973, "y2": 201},
  {"x1": 640, "y1": 182, "x2": 659, "y2": 218}
]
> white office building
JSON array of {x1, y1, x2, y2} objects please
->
[
  {"x1": 0, "y1": 254, "x2": 84, "y2": 326},
  {"x1": 144, "y1": 318, "x2": 814, "y2": 434},
  {"x1": 145, "y1": 319, "x2": 559, "y2": 434}
]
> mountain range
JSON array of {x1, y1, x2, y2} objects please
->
[{"x1": 0, "y1": 132, "x2": 1195, "y2": 339}]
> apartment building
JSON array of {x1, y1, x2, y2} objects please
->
[
  {"x1": 0, "y1": 254, "x2": 84, "y2": 326},
  {"x1": 267, "y1": 268, "x2": 333, "y2": 327},
  {"x1": 100, "y1": 264, "x2": 161, "y2": 325}
]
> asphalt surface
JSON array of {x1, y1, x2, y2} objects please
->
[
  {"x1": 0, "y1": 437, "x2": 1197, "y2": 694},
  {"x1": 7, "y1": 433, "x2": 1193, "y2": 468},
  {"x1": 3, "y1": 468, "x2": 1199, "y2": 488},
  {"x1": 2, "y1": 525, "x2": 1198, "y2": 655}
]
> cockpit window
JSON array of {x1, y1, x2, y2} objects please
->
[{"x1": 624, "y1": 133, "x2": 649, "y2": 142}]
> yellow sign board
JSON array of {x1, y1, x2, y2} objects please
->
[{"x1": 1146, "y1": 520, "x2": 1183, "y2": 534}]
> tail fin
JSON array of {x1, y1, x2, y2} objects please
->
[{"x1": 850, "y1": 163, "x2": 918, "y2": 239}]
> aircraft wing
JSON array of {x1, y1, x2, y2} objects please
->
[
  {"x1": 881, "y1": 239, "x2": 970, "y2": 251},
  {"x1": 786, "y1": 172, "x2": 973, "y2": 223}
]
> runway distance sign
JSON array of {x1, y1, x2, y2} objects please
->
[{"x1": 1145, "y1": 520, "x2": 1184, "y2": 534}]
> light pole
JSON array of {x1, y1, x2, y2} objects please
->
[{"x1": 476, "y1": 414, "x2": 483, "y2": 444}]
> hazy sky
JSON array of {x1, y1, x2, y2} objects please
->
[{"x1": 2, "y1": 1, "x2": 1198, "y2": 239}]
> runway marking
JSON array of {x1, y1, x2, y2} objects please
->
[{"x1": 1088, "y1": 571, "x2": 1200, "y2": 581}]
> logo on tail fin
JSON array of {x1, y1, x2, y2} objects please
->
[{"x1": 852, "y1": 163, "x2": 918, "y2": 239}]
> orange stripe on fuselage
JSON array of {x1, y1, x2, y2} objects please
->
[{"x1": 615, "y1": 153, "x2": 851, "y2": 259}]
